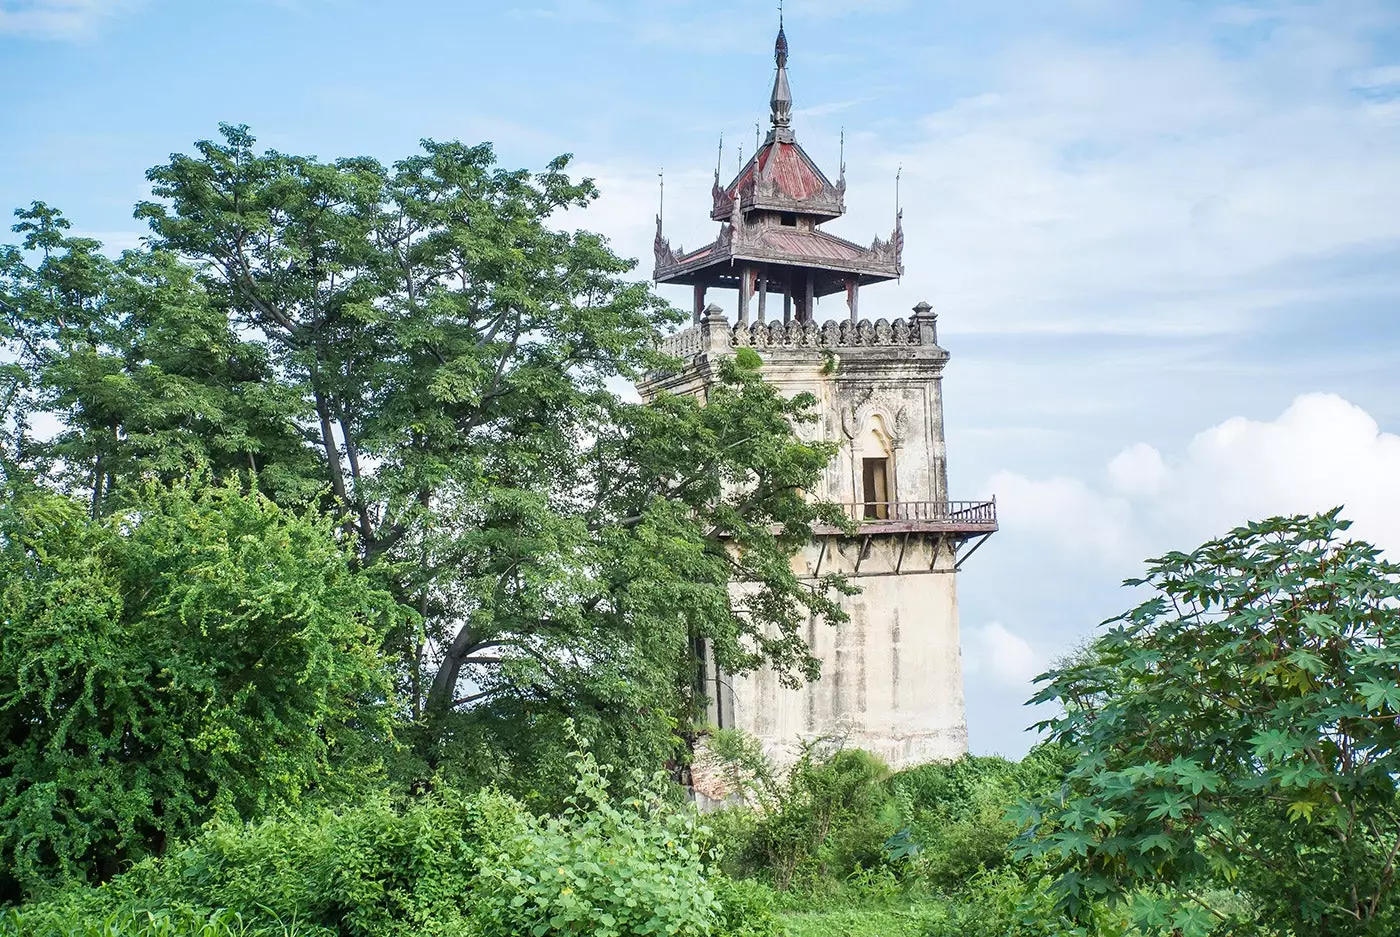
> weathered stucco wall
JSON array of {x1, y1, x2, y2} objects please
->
[{"x1": 728, "y1": 536, "x2": 968, "y2": 767}]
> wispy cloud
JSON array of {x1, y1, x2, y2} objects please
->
[
  {"x1": 0, "y1": 0, "x2": 143, "y2": 39},
  {"x1": 828, "y1": 2, "x2": 1400, "y2": 337}
]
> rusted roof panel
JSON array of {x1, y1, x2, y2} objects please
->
[
  {"x1": 761, "y1": 229, "x2": 864, "y2": 261},
  {"x1": 726, "y1": 142, "x2": 829, "y2": 203}
]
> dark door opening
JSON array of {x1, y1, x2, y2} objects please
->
[{"x1": 862, "y1": 457, "x2": 890, "y2": 519}]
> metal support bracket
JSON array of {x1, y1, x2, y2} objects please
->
[
  {"x1": 954, "y1": 533, "x2": 993, "y2": 571},
  {"x1": 853, "y1": 535, "x2": 871, "y2": 576},
  {"x1": 929, "y1": 534, "x2": 944, "y2": 572}
]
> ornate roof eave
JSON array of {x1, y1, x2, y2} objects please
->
[{"x1": 653, "y1": 214, "x2": 905, "y2": 284}]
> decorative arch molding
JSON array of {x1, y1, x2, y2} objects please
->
[{"x1": 846, "y1": 400, "x2": 898, "y2": 454}]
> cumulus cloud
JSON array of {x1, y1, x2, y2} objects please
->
[
  {"x1": 1107, "y1": 442, "x2": 1171, "y2": 498},
  {"x1": 991, "y1": 393, "x2": 1400, "y2": 565},
  {"x1": 0, "y1": 0, "x2": 143, "y2": 39},
  {"x1": 963, "y1": 621, "x2": 1043, "y2": 687}
]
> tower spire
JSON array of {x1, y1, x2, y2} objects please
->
[{"x1": 768, "y1": 19, "x2": 794, "y2": 144}]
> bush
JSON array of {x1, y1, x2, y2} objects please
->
[
  {"x1": 0, "y1": 906, "x2": 310, "y2": 937},
  {"x1": 924, "y1": 866, "x2": 1128, "y2": 937},
  {"x1": 1, "y1": 790, "x2": 511, "y2": 937},
  {"x1": 888, "y1": 746, "x2": 1073, "y2": 888},
  {"x1": 705, "y1": 732, "x2": 899, "y2": 890},
  {"x1": 473, "y1": 745, "x2": 723, "y2": 937},
  {"x1": 3, "y1": 740, "x2": 773, "y2": 937},
  {"x1": 0, "y1": 480, "x2": 401, "y2": 902}
]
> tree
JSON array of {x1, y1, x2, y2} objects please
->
[
  {"x1": 0, "y1": 202, "x2": 318, "y2": 506},
  {"x1": 2, "y1": 125, "x2": 847, "y2": 784},
  {"x1": 1018, "y1": 511, "x2": 1400, "y2": 936},
  {"x1": 0, "y1": 478, "x2": 401, "y2": 901}
]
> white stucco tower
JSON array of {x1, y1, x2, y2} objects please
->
[{"x1": 641, "y1": 23, "x2": 996, "y2": 769}]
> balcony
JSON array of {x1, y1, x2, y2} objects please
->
[{"x1": 813, "y1": 499, "x2": 998, "y2": 537}]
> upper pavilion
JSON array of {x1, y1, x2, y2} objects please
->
[{"x1": 653, "y1": 23, "x2": 904, "y2": 326}]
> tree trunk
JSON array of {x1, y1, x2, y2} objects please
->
[
  {"x1": 426, "y1": 623, "x2": 479, "y2": 716},
  {"x1": 311, "y1": 384, "x2": 349, "y2": 505}
]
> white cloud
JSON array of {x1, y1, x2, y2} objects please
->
[
  {"x1": 0, "y1": 0, "x2": 143, "y2": 39},
  {"x1": 991, "y1": 393, "x2": 1400, "y2": 565},
  {"x1": 1107, "y1": 442, "x2": 1170, "y2": 498},
  {"x1": 982, "y1": 469, "x2": 1137, "y2": 563},
  {"x1": 835, "y1": 6, "x2": 1400, "y2": 336},
  {"x1": 569, "y1": 3, "x2": 1400, "y2": 341},
  {"x1": 963, "y1": 621, "x2": 1043, "y2": 687}
]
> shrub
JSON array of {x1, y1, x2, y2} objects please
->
[
  {"x1": 473, "y1": 745, "x2": 724, "y2": 937},
  {"x1": 0, "y1": 480, "x2": 401, "y2": 902},
  {"x1": 704, "y1": 731, "x2": 899, "y2": 890},
  {"x1": 711, "y1": 878, "x2": 783, "y2": 937},
  {"x1": 887, "y1": 746, "x2": 1073, "y2": 888},
  {"x1": 2, "y1": 739, "x2": 773, "y2": 937},
  {"x1": 1021, "y1": 512, "x2": 1400, "y2": 934}
]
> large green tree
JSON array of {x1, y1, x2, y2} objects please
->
[
  {"x1": 2, "y1": 125, "x2": 847, "y2": 785},
  {"x1": 0, "y1": 202, "x2": 317, "y2": 505},
  {"x1": 0, "y1": 478, "x2": 399, "y2": 901},
  {"x1": 1018, "y1": 511, "x2": 1400, "y2": 937}
]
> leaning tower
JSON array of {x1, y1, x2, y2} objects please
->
[{"x1": 641, "y1": 23, "x2": 996, "y2": 768}]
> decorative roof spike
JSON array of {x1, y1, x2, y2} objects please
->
[{"x1": 769, "y1": 23, "x2": 794, "y2": 143}]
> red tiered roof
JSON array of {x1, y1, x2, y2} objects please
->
[{"x1": 728, "y1": 143, "x2": 827, "y2": 202}]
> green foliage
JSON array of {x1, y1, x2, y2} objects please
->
[
  {"x1": 1019, "y1": 510, "x2": 1400, "y2": 935},
  {"x1": 4, "y1": 790, "x2": 517, "y2": 937},
  {"x1": 710, "y1": 877, "x2": 784, "y2": 937},
  {"x1": 890, "y1": 747, "x2": 1074, "y2": 887},
  {"x1": 0, "y1": 478, "x2": 399, "y2": 901},
  {"x1": 2, "y1": 128, "x2": 848, "y2": 791},
  {"x1": 0, "y1": 202, "x2": 319, "y2": 504},
  {"x1": 0, "y1": 907, "x2": 315, "y2": 937},
  {"x1": 706, "y1": 732, "x2": 897, "y2": 890},
  {"x1": 474, "y1": 743, "x2": 722, "y2": 937},
  {"x1": 3, "y1": 741, "x2": 776, "y2": 937}
]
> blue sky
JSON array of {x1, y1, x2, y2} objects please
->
[{"x1": 5, "y1": 0, "x2": 1400, "y2": 756}]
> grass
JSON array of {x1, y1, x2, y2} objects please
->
[{"x1": 777, "y1": 897, "x2": 954, "y2": 937}]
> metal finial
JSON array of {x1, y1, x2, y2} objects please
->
[
  {"x1": 754, "y1": 122, "x2": 760, "y2": 153},
  {"x1": 839, "y1": 128, "x2": 845, "y2": 174},
  {"x1": 769, "y1": 17, "x2": 793, "y2": 142},
  {"x1": 715, "y1": 133, "x2": 723, "y2": 182},
  {"x1": 895, "y1": 164, "x2": 902, "y2": 217}
]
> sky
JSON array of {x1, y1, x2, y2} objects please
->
[{"x1": 3, "y1": 0, "x2": 1400, "y2": 757}]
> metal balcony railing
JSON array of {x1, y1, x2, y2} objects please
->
[{"x1": 816, "y1": 499, "x2": 998, "y2": 534}]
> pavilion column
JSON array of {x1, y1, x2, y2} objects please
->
[
  {"x1": 846, "y1": 278, "x2": 859, "y2": 323},
  {"x1": 693, "y1": 284, "x2": 706, "y2": 325},
  {"x1": 804, "y1": 271, "x2": 816, "y2": 323},
  {"x1": 757, "y1": 270, "x2": 768, "y2": 324},
  {"x1": 738, "y1": 265, "x2": 753, "y2": 327},
  {"x1": 783, "y1": 275, "x2": 793, "y2": 325}
]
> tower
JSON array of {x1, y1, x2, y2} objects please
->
[{"x1": 641, "y1": 23, "x2": 996, "y2": 769}]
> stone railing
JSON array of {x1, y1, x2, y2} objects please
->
[
  {"x1": 657, "y1": 325, "x2": 703, "y2": 359},
  {"x1": 731, "y1": 317, "x2": 919, "y2": 349},
  {"x1": 655, "y1": 301, "x2": 942, "y2": 360}
]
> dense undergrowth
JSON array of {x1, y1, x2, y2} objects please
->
[
  {"x1": 1, "y1": 735, "x2": 1100, "y2": 937},
  {"x1": 3, "y1": 744, "x2": 725, "y2": 937}
]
